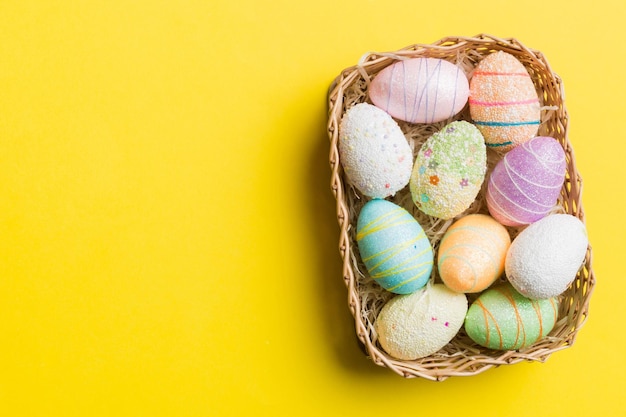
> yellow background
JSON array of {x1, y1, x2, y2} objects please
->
[{"x1": 0, "y1": 1, "x2": 624, "y2": 416}]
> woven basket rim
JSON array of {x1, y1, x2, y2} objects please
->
[{"x1": 326, "y1": 34, "x2": 595, "y2": 381}]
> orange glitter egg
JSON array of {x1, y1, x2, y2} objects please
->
[{"x1": 469, "y1": 51, "x2": 541, "y2": 151}]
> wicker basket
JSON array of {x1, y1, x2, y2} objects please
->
[{"x1": 326, "y1": 34, "x2": 595, "y2": 381}]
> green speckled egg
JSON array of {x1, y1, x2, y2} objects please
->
[
  {"x1": 410, "y1": 121, "x2": 487, "y2": 219},
  {"x1": 464, "y1": 283, "x2": 559, "y2": 350}
]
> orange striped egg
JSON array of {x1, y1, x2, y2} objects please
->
[
  {"x1": 437, "y1": 214, "x2": 511, "y2": 293},
  {"x1": 469, "y1": 51, "x2": 541, "y2": 151},
  {"x1": 464, "y1": 283, "x2": 559, "y2": 350}
]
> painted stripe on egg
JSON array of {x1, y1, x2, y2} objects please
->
[
  {"x1": 369, "y1": 244, "x2": 431, "y2": 278},
  {"x1": 473, "y1": 71, "x2": 530, "y2": 77},
  {"x1": 524, "y1": 140, "x2": 567, "y2": 177},
  {"x1": 372, "y1": 258, "x2": 433, "y2": 280},
  {"x1": 476, "y1": 299, "x2": 504, "y2": 349},
  {"x1": 486, "y1": 141, "x2": 513, "y2": 148},
  {"x1": 356, "y1": 207, "x2": 408, "y2": 240},
  {"x1": 449, "y1": 66, "x2": 460, "y2": 119},
  {"x1": 386, "y1": 264, "x2": 434, "y2": 292},
  {"x1": 503, "y1": 162, "x2": 558, "y2": 209},
  {"x1": 469, "y1": 98, "x2": 539, "y2": 107},
  {"x1": 438, "y1": 254, "x2": 480, "y2": 291},
  {"x1": 549, "y1": 298, "x2": 559, "y2": 326},
  {"x1": 504, "y1": 157, "x2": 565, "y2": 190},
  {"x1": 363, "y1": 237, "x2": 423, "y2": 273},
  {"x1": 496, "y1": 286, "x2": 526, "y2": 348},
  {"x1": 486, "y1": 182, "x2": 530, "y2": 225},
  {"x1": 439, "y1": 243, "x2": 499, "y2": 280},
  {"x1": 440, "y1": 224, "x2": 510, "y2": 248},
  {"x1": 489, "y1": 175, "x2": 552, "y2": 215},
  {"x1": 473, "y1": 120, "x2": 540, "y2": 127},
  {"x1": 530, "y1": 300, "x2": 544, "y2": 339},
  {"x1": 410, "y1": 58, "x2": 444, "y2": 124}
]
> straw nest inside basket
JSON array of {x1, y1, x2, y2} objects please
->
[{"x1": 326, "y1": 34, "x2": 595, "y2": 381}]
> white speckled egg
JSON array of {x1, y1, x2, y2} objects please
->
[
  {"x1": 410, "y1": 121, "x2": 487, "y2": 219},
  {"x1": 375, "y1": 284, "x2": 468, "y2": 360},
  {"x1": 505, "y1": 214, "x2": 588, "y2": 299},
  {"x1": 469, "y1": 51, "x2": 541, "y2": 151},
  {"x1": 357, "y1": 199, "x2": 433, "y2": 294},
  {"x1": 486, "y1": 136, "x2": 566, "y2": 227},
  {"x1": 369, "y1": 58, "x2": 469, "y2": 124},
  {"x1": 339, "y1": 103, "x2": 413, "y2": 198}
]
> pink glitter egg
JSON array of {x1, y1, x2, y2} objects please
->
[
  {"x1": 369, "y1": 58, "x2": 469, "y2": 124},
  {"x1": 486, "y1": 136, "x2": 566, "y2": 227}
]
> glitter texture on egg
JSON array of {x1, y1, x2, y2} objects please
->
[
  {"x1": 356, "y1": 199, "x2": 433, "y2": 294},
  {"x1": 438, "y1": 214, "x2": 511, "y2": 293},
  {"x1": 505, "y1": 214, "x2": 589, "y2": 300},
  {"x1": 339, "y1": 103, "x2": 414, "y2": 198},
  {"x1": 469, "y1": 51, "x2": 541, "y2": 151},
  {"x1": 369, "y1": 57, "x2": 469, "y2": 124},
  {"x1": 486, "y1": 136, "x2": 566, "y2": 227},
  {"x1": 375, "y1": 284, "x2": 468, "y2": 360},
  {"x1": 410, "y1": 120, "x2": 487, "y2": 219},
  {"x1": 464, "y1": 283, "x2": 559, "y2": 350}
]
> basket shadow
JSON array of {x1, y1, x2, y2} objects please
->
[{"x1": 304, "y1": 92, "x2": 392, "y2": 378}]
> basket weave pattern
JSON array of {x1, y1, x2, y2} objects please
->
[{"x1": 326, "y1": 34, "x2": 595, "y2": 380}]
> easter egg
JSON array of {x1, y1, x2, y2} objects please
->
[
  {"x1": 409, "y1": 121, "x2": 487, "y2": 219},
  {"x1": 338, "y1": 103, "x2": 413, "y2": 198},
  {"x1": 356, "y1": 199, "x2": 433, "y2": 294},
  {"x1": 505, "y1": 214, "x2": 588, "y2": 299},
  {"x1": 465, "y1": 283, "x2": 559, "y2": 350},
  {"x1": 486, "y1": 136, "x2": 566, "y2": 227},
  {"x1": 438, "y1": 214, "x2": 511, "y2": 293},
  {"x1": 469, "y1": 51, "x2": 541, "y2": 151},
  {"x1": 375, "y1": 284, "x2": 468, "y2": 360},
  {"x1": 369, "y1": 57, "x2": 469, "y2": 124}
]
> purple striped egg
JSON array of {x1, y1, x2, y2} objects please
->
[
  {"x1": 486, "y1": 136, "x2": 566, "y2": 227},
  {"x1": 369, "y1": 58, "x2": 469, "y2": 124}
]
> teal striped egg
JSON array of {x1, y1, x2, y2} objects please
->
[
  {"x1": 356, "y1": 199, "x2": 433, "y2": 294},
  {"x1": 464, "y1": 283, "x2": 559, "y2": 350}
]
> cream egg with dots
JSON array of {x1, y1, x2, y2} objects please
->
[
  {"x1": 375, "y1": 284, "x2": 468, "y2": 360},
  {"x1": 339, "y1": 103, "x2": 413, "y2": 198}
]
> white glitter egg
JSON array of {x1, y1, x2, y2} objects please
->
[
  {"x1": 339, "y1": 103, "x2": 413, "y2": 198},
  {"x1": 505, "y1": 214, "x2": 588, "y2": 299},
  {"x1": 375, "y1": 284, "x2": 468, "y2": 360},
  {"x1": 409, "y1": 121, "x2": 487, "y2": 219},
  {"x1": 369, "y1": 57, "x2": 469, "y2": 124}
]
